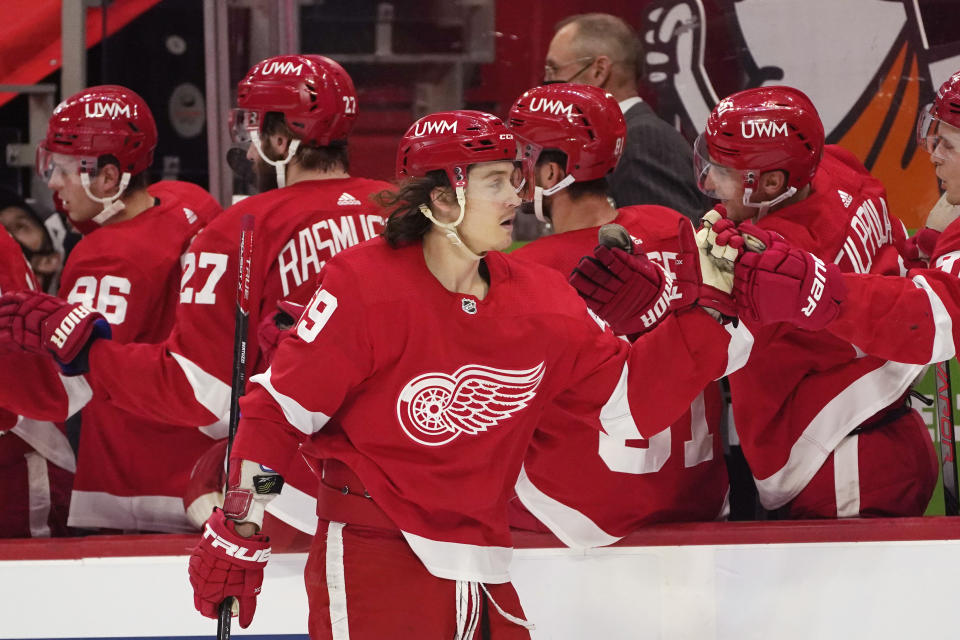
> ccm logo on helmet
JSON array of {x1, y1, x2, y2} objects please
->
[
  {"x1": 261, "y1": 61, "x2": 304, "y2": 76},
  {"x1": 801, "y1": 256, "x2": 828, "y2": 317},
  {"x1": 49, "y1": 305, "x2": 96, "y2": 348},
  {"x1": 528, "y1": 97, "x2": 574, "y2": 116},
  {"x1": 741, "y1": 120, "x2": 788, "y2": 138},
  {"x1": 414, "y1": 120, "x2": 458, "y2": 136},
  {"x1": 202, "y1": 522, "x2": 271, "y2": 562},
  {"x1": 84, "y1": 102, "x2": 131, "y2": 119}
]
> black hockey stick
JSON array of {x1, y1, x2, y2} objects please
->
[
  {"x1": 934, "y1": 360, "x2": 959, "y2": 515},
  {"x1": 217, "y1": 213, "x2": 255, "y2": 640}
]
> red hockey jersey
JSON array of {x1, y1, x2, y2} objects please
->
[
  {"x1": 231, "y1": 237, "x2": 743, "y2": 583},
  {"x1": 82, "y1": 178, "x2": 390, "y2": 528},
  {"x1": 148, "y1": 180, "x2": 222, "y2": 227},
  {"x1": 826, "y1": 213, "x2": 960, "y2": 365},
  {"x1": 0, "y1": 228, "x2": 74, "y2": 536},
  {"x1": 508, "y1": 205, "x2": 729, "y2": 545},
  {"x1": 3, "y1": 184, "x2": 223, "y2": 531},
  {"x1": 728, "y1": 146, "x2": 926, "y2": 510}
]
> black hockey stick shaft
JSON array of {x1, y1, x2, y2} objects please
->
[
  {"x1": 218, "y1": 214, "x2": 255, "y2": 640},
  {"x1": 935, "y1": 360, "x2": 959, "y2": 515}
]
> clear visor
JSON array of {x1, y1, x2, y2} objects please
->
[
  {"x1": 229, "y1": 108, "x2": 261, "y2": 145},
  {"x1": 514, "y1": 138, "x2": 544, "y2": 202},
  {"x1": 461, "y1": 159, "x2": 526, "y2": 208},
  {"x1": 917, "y1": 103, "x2": 960, "y2": 161},
  {"x1": 693, "y1": 134, "x2": 742, "y2": 201},
  {"x1": 35, "y1": 147, "x2": 98, "y2": 181}
]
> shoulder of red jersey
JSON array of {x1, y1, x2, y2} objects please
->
[
  {"x1": 757, "y1": 145, "x2": 890, "y2": 255},
  {"x1": 491, "y1": 251, "x2": 600, "y2": 323},
  {"x1": 616, "y1": 205, "x2": 686, "y2": 247},
  {"x1": 148, "y1": 180, "x2": 222, "y2": 225}
]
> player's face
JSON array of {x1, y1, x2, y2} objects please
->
[
  {"x1": 458, "y1": 161, "x2": 522, "y2": 252},
  {"x1": 43, "y1": 153, "x2": 100, "y2": 222},
  {"x1": 703, "y1": 163, "x2": 755, "y2": 222},
  {"x1": 0, "y1": 206, "x2": 47, "y2": 253},
  {"x1": 930, "y1": 121, "x2": 960, "y2": 205}
]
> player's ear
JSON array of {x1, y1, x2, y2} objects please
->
[
  {"x1": 591, "y1": 55, "x2": 613, "y2": 86},
  {"x1": 537, "y1": 160, "x2": 566, "y2": 191},
  {"x1": 759, "y1": 170, "x2": 787, "y2": 197},
  {"x1": 96, "y1": 163, "x2": 122, "y2": 193},
  {"x1": 429, "y1": 186, "x2": 458, "y2": 222}
]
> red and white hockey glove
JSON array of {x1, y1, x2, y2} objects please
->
[
  {"x1": 672, "y1": 218, "x2": 737, "y2": 319},
  {"x1": 569, "y1": 244, "x2": 672, "y2": 336},
  {"x1": 732, "y1": 222, "x2": 847, "y2": 330},
  {"x1": 188, "y1": 508, "x2": 271, "y2": 629},
  {"x1": 256, "y1": 299, "x2": 306, "y2": 365},
  {"x1": 0, "y1": 290, "x2": 111, "y2": 374}
]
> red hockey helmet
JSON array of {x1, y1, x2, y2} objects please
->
[
  {"x1": 37, "y1": 85, "x2": 157, "y2": 179},
  {"x1": 231, "y1": 54, "x2": 357, "y2": 147},
  {"x1": 695, "y1": 86, "x2": 825, "y2": 203},
  {"x1": 507, "y1": 83, "x2": 626, "y2": 184},
  {"x1": 917, "y1": 70, "x2": 960, "y2": 156},
  {"x1": 396, "y1": 110, "x2": 519, "y2": 190}
]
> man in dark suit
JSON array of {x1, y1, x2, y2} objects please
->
[{"x1": 545, "y1": 13, "x2": 711, "y2": 222}]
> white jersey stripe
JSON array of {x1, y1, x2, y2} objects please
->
[
  {"x1": 326, "y1": 521, "x2": 350, "y2": 640},
  {"x1": 401, "y1": 530, "x2": 513, "y2": 584},
  {"x1": 722, "y1": 320, "x2": 754, "y2": 378},
  {"x1": 514, "y1": 465, "x2": 620, "y2": 549},
  {"x1": 170, "y1": 351, "x2": 231, "y2": 425},
  {"x1": 250, "y1": 368, "x2": 331, "y2": 435},
  {"x1": 58, "y1": 373, "x2": 93, "y2": 418},
  {"x1": 12, "y1": 417, "x2": 76, "y2": 473},
  {"x1": 753, "y1": 359, "x2": 923, "y2": 509},
  {"x1": 67, "y1": 491, "x2": 195, "y2": 532},
  {"x1": 598, "y1": 363, "x2": 641, "y2": 439},
  {"x1": 833, "y1": 434, "x2": 861, "y2": 517},
  {"x1": 265, "y1": 480, "x2": 319, "y2": 535},
  {"x1": 26, "y1": 452, "x2": 52, "y2": 537},
  {"x1": 911, "y1": 274, "x2": 956, "y2": 363}
]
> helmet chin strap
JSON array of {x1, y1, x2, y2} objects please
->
[
  {"x1": 250, "y1": 130, "x2": 301, "y2": 188},
  {"x1": 532, "y1": 174, "x2": 576, "y2": 222},
  {"x1": 82, "y1": 171, "x2": 131, "y2": 225},
  {"x1": 741, "y1": 185, "x2": 798, "y2": 219},
  {"x1": 418, "y1": 186, "x2": 485, "y2": 261}
]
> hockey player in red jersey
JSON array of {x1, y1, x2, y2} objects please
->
[
  {"x1": 685, "y1": 86, "x2": 937, "y2": 518},
  {"x1": 0, "y1": 85, "x2": 222, "y2": 532},
  {"x1": 182, "y1": 109, "x2": 746, "y2": 638},
  {"x1": 0, "y1": 56, "x2": 389, "y2": 537},
  {"x1": 505, "y1": 83, "x2": 729, "y2": 544},
  {"x1": 724, "y1": 70, "x2": 960, "y2": 371},
  {"x1": 0, "y1": 227, "x2": 74, "y2": 537}
]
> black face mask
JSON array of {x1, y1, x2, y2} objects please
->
[{"x1": 542, "y1": 58, "x2": 595, "y2": 86}]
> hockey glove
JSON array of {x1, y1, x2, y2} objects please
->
[
  {"x1": 256, "y1": 299, "x2": 306, "y2": 365},
  {"x1": 189, "y1": 507, "x2": 270, "y2": 629},
  {"x1": 903, "y1": 227, "x2": 940, "y2": 266},
  {"x1": 672, "y1": 218, "x2": 737, "y2": 319},
  {"x1": 733, "y1": 222, "x2": 847, "y2": 330},
  {"x1": 0, "y1": 290, "x2": 111, "y2": 374},
  {"x1": 569, "y1": 244, "x2": 672, "y2": 336}
]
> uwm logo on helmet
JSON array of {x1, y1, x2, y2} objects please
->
[
  {"x1": 84, "y1": 102, "x2": 131, "y2": 119},
  {"x1": 261, "y1": 61, "x2": 304, "y2": 76},
  {"x1": 529, "y1": 97, "x2": 574, "y2": 116},
  {"x1": 414, "y1": 120, "x2": 457, "y2": 136},
  {"x1": 741, "y1": 120, "x2": 788, "y2": 138}
]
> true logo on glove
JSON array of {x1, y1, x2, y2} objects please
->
[
  {"x1": 49, "y1": 305, "x2": 96, "y2": 348},
  {"x1": 202, "y1": 522, "x2": 271, "y2": 562},
  {"x1": 802, "y1": 256, "x2": 827, "y2": 317}
]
